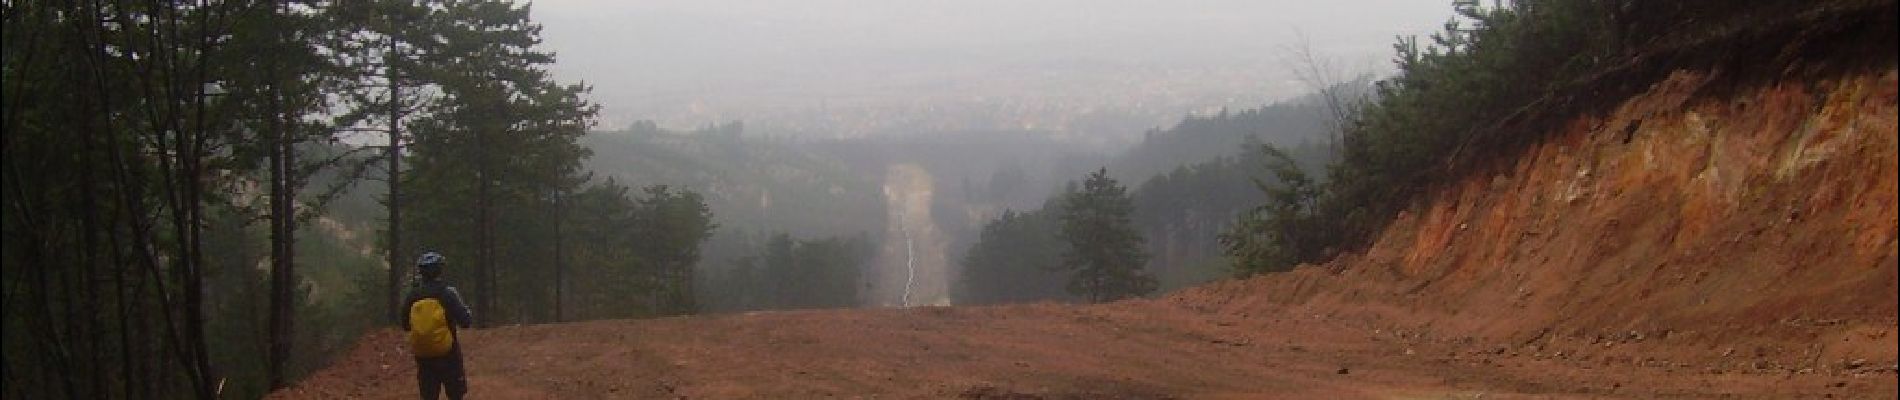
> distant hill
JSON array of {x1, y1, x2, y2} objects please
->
[{"x1": 1105, "y1": 79, "x2": 1364, "y2": 185}]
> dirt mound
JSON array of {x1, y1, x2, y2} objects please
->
[{"x1": 1173, "y1": 67, "x2": 1899, "y2": 380}]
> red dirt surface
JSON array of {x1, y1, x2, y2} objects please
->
[
  {"x1": 274, "y1": 58, "x2": 1899, "y2": 400},
  {"x1": 268, "y1": 298, "x2": 1894, "y2": 400}
]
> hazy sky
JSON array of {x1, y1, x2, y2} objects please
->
[{"x1": 528, "y1": 0, "x2": 1456, "y2": 135}]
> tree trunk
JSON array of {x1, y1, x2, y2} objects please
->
[
  {"x1": 266, "y1": 71, "x2": 294, "y2": 389},
  {"x1": 553, "y1": 190, "x2": 564, "y2": 322},
  {"x1": 385, "y1": 39, "x2": 405, "y2": 323},
  {"x1": 475, "y1": 118, "x2": 493, "y2": 327}
]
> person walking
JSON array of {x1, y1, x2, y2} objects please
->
[{"x1": 402, "y1": 251, "x2": 474, "y2": 400}]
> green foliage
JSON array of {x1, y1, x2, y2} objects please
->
[
  {"x1": 1091, "y1": 88, "x2": 1346, "y2": 289},
  {"x1": 205, "y1": 182, "x2": 387, "y2": 400},
  {"x1": 2, "y1": 0, "x2": 608, "y2": 395},
  {"x1": 1057, "y1": 169, "x2": 1157, "y2": 302},
  {"x1": 201, "y1": 211, "x2": 274, "y2": 399},
  {"x1": 1, "y1": 2, "x2": 296, "y2": 396},
  {"x1": 401, "y1": 0, "x2": 599, "y2": 326},
  {"x1": 1220, "y1": 145, "x2": 1327, "y2": 275},
  {"x1": 1137, "y1": 139, "x2": 1329, "y2": 282},
  {"x1": 1318, "y1": 1, "x2": 1606, "y2": 248},
  {"x1": 580, "y1": 123, "x2": 885, "y2": 239},
  {"x1": 706, "y1": 232, "x2": 874, "y2": 311},
  {"x1": 1223, "y1": 0, "x2": 1788, "y2": 273},
  {"x1": 287, "y1": 225, "x2": 386, "y2": 383},
  {"x1": 632, "y1": 186, "x2": 718, "y2": 314},
  {"x1": 956, "y1": 208, "x2": 1074, "y2": 305},
  {"x1": 559, "y1": 181, "x2": 650, "y2": 318},
  {"x1": 956, "y1": 103, "x2": 1338, "y2": 301},
  {"x1": 580, "y1": 124, "x2": 892, "y2": 314},
  {"x1": 560, "y1": 180, "x2": 718, "y2": 320},
  {"x1": 1108, "y1": 86, "x2": 1354, "y2": 184}
]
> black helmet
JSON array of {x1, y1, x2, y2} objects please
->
[{"x1": 416, "y1": 251, "x2": 446, "y2": 278}]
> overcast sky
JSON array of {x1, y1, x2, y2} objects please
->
[{"x1": 527, "y1": 0, "x2": 1457, "y2": 135}]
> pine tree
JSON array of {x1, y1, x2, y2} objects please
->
[
  {"x1": 330, "y1": 0, "x2": 440, "y2": 324},
  {"x1": 1220, "y1": 144, "x2": 1323, "y2": 275},
  {"x1": 632, "y1": 185, "x2": 716, "y2": 315},
  {"x1": 1057, "y1": 168, "x2": 1157, "y2": 303},
  {"x1": 403, "y1": 0, "x2": 597, "y2": 326},
  {"x1": 957, "y1": 209, "x2": 1070, "y2": 305}
]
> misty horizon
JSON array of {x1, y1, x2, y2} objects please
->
[{"x1": 532, "y1": 0, "x2": 1454, "y2": 138}]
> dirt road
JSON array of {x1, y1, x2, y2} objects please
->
[{"x1": 271, "y1": 294, "x2": 1895, "y2": 399}]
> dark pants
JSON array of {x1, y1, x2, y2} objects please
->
[{"x1": 416, "y1": 353, "x2": 467, "y2": 400}]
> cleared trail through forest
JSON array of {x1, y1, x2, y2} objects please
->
[
  {"x1": 876, "y1": 163, "x2": 949, "y2": 307},
  {"x1": 903, "y1": 226, "x2": 916, "y2": 307}
]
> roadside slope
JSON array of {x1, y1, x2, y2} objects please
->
[{"x1": 1177, "y1": 65, "x2": 1898, "y2": 381}]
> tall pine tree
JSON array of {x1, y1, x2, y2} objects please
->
[
  {"x1": 1057, "y1": 168, "x2": 1157, "y2": 303},
  {"x1": 403, "y1": 0, "x2": 596, "y2": 326}
]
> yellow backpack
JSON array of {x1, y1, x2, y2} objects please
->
[{"x1": 408, "y1": 297, "x2": 455, "y2": 357}]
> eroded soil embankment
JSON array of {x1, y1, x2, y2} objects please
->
[{"x1": 1173, "y1": 69, "x2": 1899, "y2": 379}]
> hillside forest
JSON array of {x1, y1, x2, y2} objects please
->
[{"x1": 10, "y1": 0, "x2": 1888, "y2": 398}]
